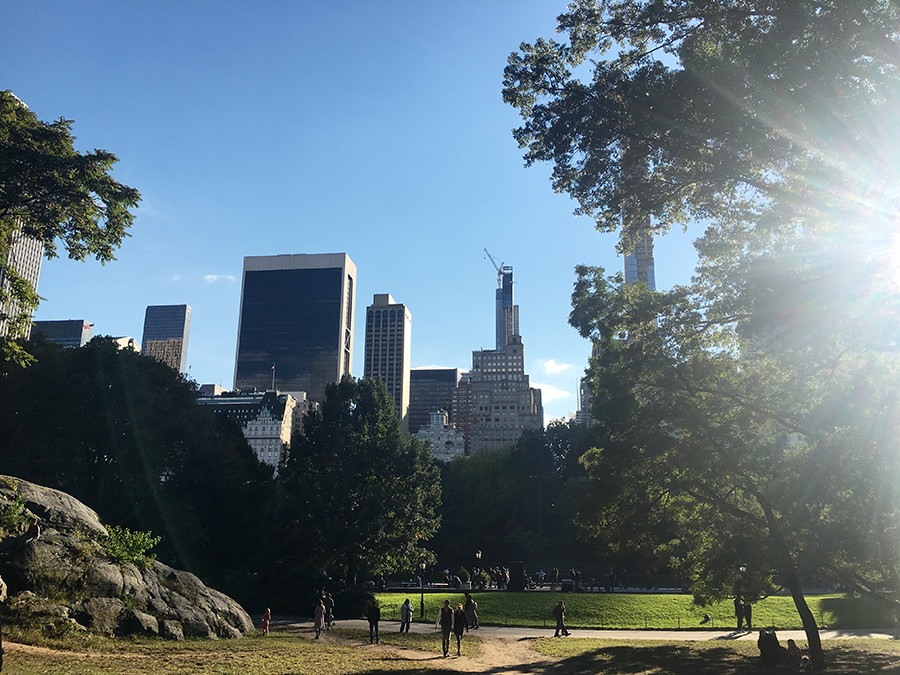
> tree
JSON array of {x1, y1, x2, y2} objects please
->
[
  {"x1": 0, "y1": 91, "x2": 140, "y2": 363},
  {"x1": 0, "y1": 336, "x2": 275, "y2": 593},
  {"x1": 505, "y1": 3, "x2": 900, "y2": 667},
  {"x1": 278, "y1": 377, "x2": 441, "y2": 587}
]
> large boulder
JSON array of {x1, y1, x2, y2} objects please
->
[{"x1": 0, "y1": 476, "x2": 254, "y2": 639}]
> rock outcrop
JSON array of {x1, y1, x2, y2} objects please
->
[{"x1": 0, "y1": 476, "x2": 253, "y2": 639}]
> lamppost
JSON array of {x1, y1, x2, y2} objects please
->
[
  {"x1": 475, "y1": 550, "x2": 482, "y2": 589},
  {"x1": 419, "y1": 561, "x2": 426, "y2": 619}
]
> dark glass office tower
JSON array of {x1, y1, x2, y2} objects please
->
[
  {"x1": 142, "y1": 304, "x2": 191, "y2": 374},
  {"x1": 408, "y1": 368, "x2": 460, "y2": 434},
  {"x1": 233, "y1": 253, "x2": 356, "y2": 405}
]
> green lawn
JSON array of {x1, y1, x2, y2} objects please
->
[{"x1": 374, "y1": 591, "x2": 896, "y2": 630}]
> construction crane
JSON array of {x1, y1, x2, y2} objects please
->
[{"x1": 483, "y1": 248, "x2": 503, "y2": 288}]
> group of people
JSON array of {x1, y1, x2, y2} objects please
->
[
  {"x1": 734, "y1": 597, "x2": 753, "y2": 630},
  {"x1": 312, "y1": 592, "x2": 336, "y2": 638}
]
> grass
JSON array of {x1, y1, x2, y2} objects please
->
[
  {"x1": 5, "y1": 628, "x2": 900, "y2": 674},
  {"x1": 374, "y1": 590, "x2": 897, "y2": 630}
]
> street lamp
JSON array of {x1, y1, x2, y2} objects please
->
[
  {"x1": 420, "y1": 561, "x2": 426, "y2": 619},
  {"x1": 475, "y1": 550, "x2": 482, "y2": 589}
]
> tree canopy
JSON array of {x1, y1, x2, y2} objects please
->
[
  {"x1": 278, "y1": 377, "x2": 441, "y2": 589},
  {"x1": 506, "y1": 2, "x2": 900, "y2": 667},
  {"x1": 0, "y1": 91, "x2": 140, "y2": 362}
]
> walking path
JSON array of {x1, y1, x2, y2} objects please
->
[{"x1": 276, "y1": 617, "x2": 897, "y2": 642}]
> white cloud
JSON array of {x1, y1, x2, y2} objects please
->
[
  {"x1": 170, "y1": 274, "x2": 184, "y2": 282},
  {"x1": 204, "y1": 274, "x2": 237, "y2": 284},
  {"x1": 532, "y1": 382, "x2": 572, "y2": 402},
  {"x1": 543, "y1": 360, "x2": 572, "y2": 375}
]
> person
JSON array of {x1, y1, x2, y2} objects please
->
[
  {"x1": 366, "y1": 599, "x2": 381, "y2": 644},
  {"x1": 324, "y1": 593, "x2": 335, "y2": 628},
  {"x1": 261, "y1": 608, "x2": 271, "y2": 636},
  {"x1": 464, "y1": 592, "x2": 479, "y2": 630},
  {"x1": 313, "y1": 598, "x2": 325, "y2": 639},
  {"x1": 24, "y1": 519, "x2": 40, "y2": 544},
  {"x1": 452, "y1": 602, "x2": 468, "y2": 656},
  {"x1": 757, "y1": 629, "x2": 786, "y2": 667},
  {"x1": 743, "y1": 601, "x2": 752, "y2": 630},
  {"x1": 552, "y1": 601, "x2": 569, "y2": 637},
  {"x1": 786, "y1": 639, "x2": 810, "y2": 668},
  {"x1": 436, "y1": 599, "x2": 453, "y2": 657},
  {"x1": 399, "y1": 597, "x2": 412, "y2": 633},
  {"x1": 734, "y1": 597, "x2": 744, "y2": 630}
]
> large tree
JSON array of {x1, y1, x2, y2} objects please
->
[
  {"x1": 278, "y1": 377, "x2": 441, "y2": 588},
  {"x1": 505, "y1": 2, "x2": 900, "y2": 667},
  {"x1": 0, "y1": 91, "x2": 140, "y2": 363},
  {"x1": 0, "y1": 336, "x2": 275, "y2": 591}
]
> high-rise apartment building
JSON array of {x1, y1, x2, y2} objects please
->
[
  {"x1": 32, "y1": 319, "x2": 93, "y2": 348},
  {"x1": 0, "y1": 231, "x2": 43, "y2": 339},
  {"x1": 233, "y1": 253, "x2": 356, "y2": 405},
  {"x1": 363, "y1": 293, "x2": 411, "y2": 433},
  {"x1": 624, "y1": 229, "x2": 656, "y2": 290},
  {"x1": 142, "y1": 304, "x2": 192, "y2": 374},
  {"x1": 495, "y1": 265, "x2": 518, "y2": 349},
  {"x1": 409, "y1": 368, "x2": 460, "y2": 434}
]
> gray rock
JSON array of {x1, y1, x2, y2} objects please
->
[{"x1": 0, "y1": 476, "x2": 253, "y2": 639}]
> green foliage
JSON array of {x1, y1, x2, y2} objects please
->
[
  {"x1": 0, "y1": 477, "x2": 30, "y2": 537},
  {"x1": 0, "y1": 91, "x2": 140, "y2": 364},
  {"x1": 456, "y1": 567, "x2": 470, "y2": 584},
  {"x1": 103, "y1": 525, "x2": 160, "y2": 569},
  {"x1": 277, "y1": 377, "x2": 441, "y2": 596}
]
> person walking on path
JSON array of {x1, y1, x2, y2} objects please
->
[
  {"x1": 314, "y1": 599, "x2": 326, "y2": 639},
  {"x1": 436, "y1": 599, "x2": 454, "y2": 657},
  {"x1": 552, "y1": 601, "x2": 569, "y2": 637},
  {"x1": 734, "y1": 597, "x2": 744, "y2": 630},
  {"x1": 743, "y1": 601, "x2": 753, "y2": 630},
  {"x1": 261, "y1": 608, "x2": 271, "y2": 636},
  {"x1": 366, "y1": 599, "x2": 381, "y2": 644},
  {"x1": 453, "y1": 602, "x2": 469, "y2": 656},
  {"x1": 399, "y1": 598, "x2": 413, "y2": 633},
  {"x1": 464, "y1": 592, "x2": 479, "y2": 630},
  {"x1": 324, "y1": 593, "x2": 335, "y2": 628}
]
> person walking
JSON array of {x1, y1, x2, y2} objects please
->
[
  {"x1": 261, "y1": 608, "x2": 271, "y2": 636},
  {"x1": 313, "y1": 599, "x2": 325, "y2": 639},
  {"x1": 399, "y1": 598, "x2": 412, "y2": 632},
  {"x1": 464, "y1": 592, "x2": 479, "y2": 630},
  {"x1": 552, "y1": 601, "x2": 569, "y2": 637},
  {"x1": 743, "y1": 601, "x2": 753, "y2": 630},
  {"x1": 436, "y1": 599, "x2": 453, "y2": 657},
  {"x1": 453, "y1": 602, "x2": 469, "y2": 656},
  {"x1": 324, "y1": 593, "x2": 335, "y2": 628},
  {"x1": 366, "y1": 599, "x2": 381, "y2": 644},
  {"x1": 734, "y1": 597, "x2": 744, "y2": 630}
]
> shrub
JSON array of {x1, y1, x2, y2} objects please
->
[
  {"x1": 102, "y1": 526, "x2": 160, "y2": 569},
  {"x1": 457, "y1": 568, "x2": 470, "y2": 584}
]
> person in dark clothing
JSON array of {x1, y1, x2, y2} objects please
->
[
  {"x1": 324, "y1": 592, "x2": 335, "y2": 628},
  {"x1": 452, "y1": 603, "x2": 468, "y2": 656},
  {"x1": 399, "y1": 598, "x2": 412, "y2": 633},
  {"x1": 743, "y1": 601, "x2": 752, "y2": 630},
  {"x1": 366, "y1": 599, "x2": 381, "y2": 644},
  {"x1": 734, "y1": 597, "x2": 744, "y2": 630},
  {"x1": 436, "y1": 600, "x2": 453, "y2": 657},
  {"x1": 552, "y1": 601, "x2": 569, "y2": 637}
]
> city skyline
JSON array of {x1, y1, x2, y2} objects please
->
[{"x1": 7, "y1": 1, "x2": 699, "y2": 423}]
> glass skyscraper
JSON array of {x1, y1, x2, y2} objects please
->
[
  {"x1": 623, "y1": 230, "x2": 656, "y2": 291},
  {"x1": 233, "y1": 253, "x2": 356, "y2": 405},
  {"x1": 141, "y1": 304, "x2": 191, "y2": 374}
]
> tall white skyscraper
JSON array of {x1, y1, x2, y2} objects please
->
[{"x1": 0, "y1": 230, "x2": 43, "y2": 339}]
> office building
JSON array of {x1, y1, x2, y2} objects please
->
[
  {"x1": 0, "y1": 231, "x2": 43, "y2": 339},
  {"x1": 464, "y1": 335, "x2": 543, "y2": 453},
  {"x1": 142, "y1": 304, "x2": 191, "y2": 374},
  {"x1": 624, "y1": 229, "x2": 656, "y2": 290},
  {"x1": 409, "y1": 368, "x2": 460, "y2": 434},
  {"x1": 363, "y1": 293, "x2": 411, "y2": 432},
  {"x1": 233, "y1": 253, "x2": 356, "y2": 405},
  {"x1": 196, "y1": 390, "x2": 297, "y2": 467},
  {"x1": 32, "y1": 320, "x2": 93, "y2": 348}
]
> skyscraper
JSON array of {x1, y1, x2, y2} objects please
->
[
  {"x1": 408, "y1": 368, "x2": 460, "y2": 434},
  {"x1": 0, "y1": 231, "x2": 43, "y2": 339},
  {"x1": 141, "y1": 304, "x2": 192, "y2": 374},
  {"x1": 363, "y1": 293, "x2": 411, "y2": 433},
  {"x1": 624, "y1": 229, "x2": 656, "y2": 290},
  {"x1": 495, "y1": 265, "x2": 518, "y2": 349},
  {"x1": 233, "y1": 253, "x2": 356, "y2": 405},
  {"x1": 32, "y1": 319, "x2": 93, "y2": 348}
]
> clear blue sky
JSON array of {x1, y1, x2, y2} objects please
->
[{"x1": 3, "y1": 1, "x2": 697, "y2": 423}]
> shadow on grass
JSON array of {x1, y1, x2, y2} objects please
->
[{"x1": 321, "y1": 642, "x2": 900, "y2": 675}]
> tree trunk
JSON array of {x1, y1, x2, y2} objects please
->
[{"x1": 784, "y1": 566, "x2": 824, "y2": 669}]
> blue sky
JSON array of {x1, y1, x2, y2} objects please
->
[{"x1": 3, "y1": 1, "x2": 697, "y2": 422}]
